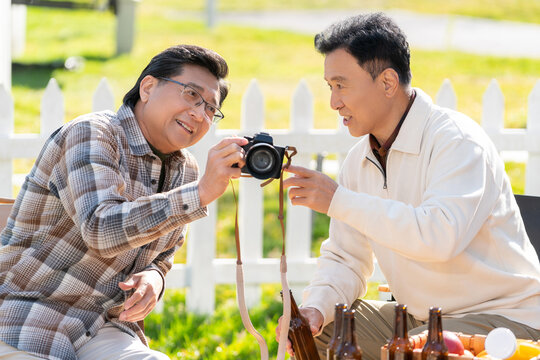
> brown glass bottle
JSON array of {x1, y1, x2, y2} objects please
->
[
  {"x1": 421, "y1": 307, "x2": 448, "y2": 360},
  {"x1": 281, "y1": 290, "x2": 321, "y2": 360},
  {"x1": 335, "y1": 309, "x2": 362, "y2": 359},
  {"x1": 386, "y1": 304, "x2": 413, "y2": 360},
  {"x1": 327, "y1": 303, "x2": 348, "y2": 360}
]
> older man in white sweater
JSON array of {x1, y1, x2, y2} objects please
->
[{"x1": 276, "y1": 13, "x2": 540, "y2": 360}]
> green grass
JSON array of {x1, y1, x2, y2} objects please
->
[
  {"x1": 150, "y1": 0, "x2": 540, "y2": 24},
  {"x1": 12, "y1": 4, "x2": 540, "y2": 136}
]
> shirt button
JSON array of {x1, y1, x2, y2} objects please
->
[
  {"x1": 151, "y1": 179, "x2": 157, "y2": 185},
  {"x1": 183, "y1": 204, "x2": 189, "y2": 210},
  {"x1": 86, "y1": 331, "x2": 91, "y2": 337}
]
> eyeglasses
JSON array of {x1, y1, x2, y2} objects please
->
[{"x1": 159, "y1": 77, "x2": 224, "y2": 123}]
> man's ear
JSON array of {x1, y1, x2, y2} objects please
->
[
  {"x1": 139, "y1": 75, "x2": 157, "y2": 103},
  {"x1": 379, "y1": 68, "x2": 400, "y2": 97}
]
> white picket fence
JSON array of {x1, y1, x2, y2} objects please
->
[{"x1": 1, "y1": 77, "x2": 540, "y2": 314}]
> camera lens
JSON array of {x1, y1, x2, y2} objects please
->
[
  {"x1": 251, "y1": 148, "x2": 274, "y2": 172},
  {"x1": 245, "y1": 143, "x2": 280, "y2": 179}
]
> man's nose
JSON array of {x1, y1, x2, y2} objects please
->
[
  {"x1": 330, "y1": 92, "x2": 344, "y2": 111},
  {"x1": 189, "y1": 103, "x2": 207, "y2": 122}
]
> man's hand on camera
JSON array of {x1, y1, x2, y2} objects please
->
[
  {"x1": 284, "y1": 165, "x2": 338, "y2": 214},
  {"x1": 199, "y1": 137, "x2": 248, "y2": 207},
  {"x1": 275, "y1": 306, "x2": 323, "y2": 357},
  {"x1": 118, "y1": 270, "x2": 163, "y2": 322}
]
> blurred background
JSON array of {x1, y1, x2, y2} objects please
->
[{"x1": 6, "y1": 0, "x2": 540, "y2": 358}]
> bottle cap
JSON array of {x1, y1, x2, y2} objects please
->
[{"x1": 485, "y1": 327, "x2": 517, "y2": 359}]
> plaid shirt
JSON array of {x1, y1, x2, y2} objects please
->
[{"x1": 0, "y1": 105, "x2": 207, "y2": 359}]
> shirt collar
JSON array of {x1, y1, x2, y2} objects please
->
[
  {"x1": 369, "y1": 89, "x2": 416, "y2": 158},
  {"x1": 390, "y1": 87, "x2": 433, "y2": 156},
  {"x1": 360, "y1": 87, "x2": 433, "y2": 161}
]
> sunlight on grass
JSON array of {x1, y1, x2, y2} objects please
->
[
  {"x1": 12, "y1": 6, "x2": 540, "y2": 137},
  {"x1": 148, "y1": 0, "x2": 540, "y2": 24}
]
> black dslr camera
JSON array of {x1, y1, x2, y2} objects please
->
[{"x1": 237, "y1": 132, "x2": 286, "y2": 180}]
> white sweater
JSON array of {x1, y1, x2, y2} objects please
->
[{"x1": 303, "y1": 88, "x2": 540, "y2": 330}]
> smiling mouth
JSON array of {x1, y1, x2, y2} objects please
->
[{"x1": 176, "y1": 120, "x2": 193, "y2": 134}]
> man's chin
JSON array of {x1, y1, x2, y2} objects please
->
[{"x1": 347, "y1": 128, "x2": 367, "y2": 138}]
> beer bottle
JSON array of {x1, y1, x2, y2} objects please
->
[
  {"x1": 335, "y1": 309, "x2": 362, "y2": 359},
  {"x1": 327, "y1": 303, "x2": 348, "y2": 360},
  {"x1": 386, "y1": 304, "x2": 413, "y2": 360},
  {"x1": 421, "y1": 307, "x2": 448, "y2": 360},
  {"x1": 281, "y1": 290, "x2": 321, "y2": 360}
]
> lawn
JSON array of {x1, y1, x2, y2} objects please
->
[
  {"x1": 8, "y1": 1, "x2": 538, "y2": 357},
  {"x1": 12, "y1": 2, "x2": 540, "y2": 135},
  {"x1": 153, "y1": 0, "x2": 540, "y2": 24}
]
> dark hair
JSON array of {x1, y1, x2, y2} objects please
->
[
  {"x1": 123, "y1": 44, "x2": 229, "y2": 109},
  {"x1": 314, "y1": 12, "x2": 411, "y2": 85}
]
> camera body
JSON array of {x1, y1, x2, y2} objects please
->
[{"x1": 239, "y1": 132, "x2": 285, "y2": 180}]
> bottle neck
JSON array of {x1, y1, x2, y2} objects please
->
[
  {"x1": 393, "y1": 304, "x2": 409, "y2": 339},
  {"x1": 426, "y1": 307, "x2": 444, "y2": 343},
  {"x1": 341, "y1": 310, "x2": 356, "y2": 344},
  {"x1": 287, "y1": 290, "x2": 301, "y2": 317},
  {"x1": 332, "y1": 305, "x2": 347, "y2": 340}
]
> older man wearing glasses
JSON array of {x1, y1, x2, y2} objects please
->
[{"x1": 0, "y1": 45, "x2": 247, "y2": 360}]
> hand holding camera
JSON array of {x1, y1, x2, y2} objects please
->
[{"x1": 199, "y1": 137, "x2": 248, "y2": 207}]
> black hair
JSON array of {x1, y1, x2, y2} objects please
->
[
  {"x1": 314, "y1": 12, "x2": 411, "y2": 85},
  {"x1": 123, "y1": 44, "x2": 229, "y2": 109}
]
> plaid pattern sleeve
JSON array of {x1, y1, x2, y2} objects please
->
[{"x1": 0, "y1": 105, "x2": 207, "y2": 359}]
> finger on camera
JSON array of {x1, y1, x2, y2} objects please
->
[
  {"x1": 229, "y1": 167, "x2": 243, "y2": 179},
  {"x1": 214, "y1": 142, "x2": 244, "y2": 158},
  {"x1": 215, "y1": 136, "x2": 248, "y2": 150},
  {"x1": 223, "y1": 151, "x2": 245, "y2": 168},
  {"x1": 219, "y1": 164, "x2": 242, "y2": 178}
]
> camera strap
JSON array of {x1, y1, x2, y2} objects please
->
[{"x1": 230, "y1": 146, "x2": 297, "y2": 360}]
